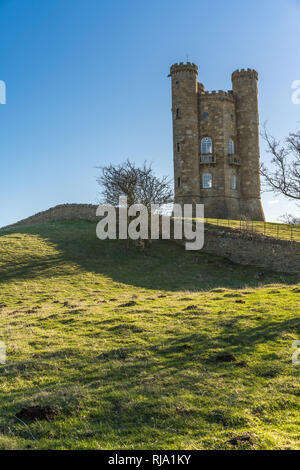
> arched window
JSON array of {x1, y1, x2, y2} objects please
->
[
  {"x1": 201, "y1": 137, "x2": 213, "y2": 154},
  {"x1": 202, "y1": 173, "x2": 212, "y2": 189},
  {"x1": 229, "y1": 139, "x2": 235, "y2": 155},
  {"x1": 232, "y1": 173, "x2": 237, "y2": 190}
]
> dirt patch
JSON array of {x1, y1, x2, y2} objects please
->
[
  {"x1": 223, "y1": 293, "x2": 243, "y2": 298},
  {"x1": 25, "y1": 307, "x2": 40, "y2": 314},
  {"x1": 109, "y1": 324, "x2": 143, "y2": 333},
  {"x1": 213, "y1": 353, "x2": 237, "y2": 363},
  {"x1": 228, "y1": 433, "x2": 253, "y2": 446},
  {"x1": 119, "y1": 301, "x2": 137, "y2": 308},
  {"x1": 16, "y1": 406, "x2": 58, "y2": 422},
  {"x1": 176, "y1": 344, "x2": 193, "y2": 352},
  {"x1": 234, "y1": 361, "x2": 249, "y2": 368}
]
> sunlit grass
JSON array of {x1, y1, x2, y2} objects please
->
[
  {"x1": 0, "y1": 221, "x2": 299, "y2": 450},
  {"x1": 202, "y1": 218, "x2": 300, "y2": 242}
]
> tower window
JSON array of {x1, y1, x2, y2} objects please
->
[
  {"x1": 176, "y1": 108, "x2": 181, "y2": 119},
  {"x1": 201, "y1": 137, "x2": 213, "y2": 154},
  {"x1": 229, "y1": 139, "x2": 235, "y2": 155},
  {"x1": 177, "y1": 143, "x2": 181, "y2": 152},
  {"x1": 202, "y1": 173, "x2": 212, "y2": 189},
  {"x1": 175, "y1": 80, "x2": 180, "y2": 88},
  {"x1": 232, "y1": 174, "x2": 237, "y2": 190},
  {"x1": 177, "y1": 177, "x2": 181, "y2": 188}
]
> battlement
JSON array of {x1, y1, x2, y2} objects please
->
[
  {"x1": 199, "y1": 89, "x2": 234, "y2": 102},
  {"x1": 232, "y1": 68, "x2": 258, "y2": 81},
  {"x1": 169, "y1": 62, "x2": 198, "y2": 76}
]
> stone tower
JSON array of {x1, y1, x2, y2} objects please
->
[{"x1": 169, "y1": 62, "x2": 265, "y2": 221}]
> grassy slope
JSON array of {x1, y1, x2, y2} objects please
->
[{"x1": 0, "y1": 220, "x2": 299, "y2": 450}]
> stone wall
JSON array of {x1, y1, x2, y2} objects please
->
[
  {"x1": 173, "y1": 225, "x2": 300, "y2": 274},
  {"x1": 1, "y1": 204, "x2": 98, "y2": 229}
]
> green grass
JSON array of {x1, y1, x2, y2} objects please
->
[
  {"x1": 0, "y1": 220, "x2": 299, "y2": 450},
  {"x1": 202, "y1": 218, "x2": 300, "y2": 242}
]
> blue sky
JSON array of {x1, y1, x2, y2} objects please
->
[{"x1": 0, "y1": 0, "x2": 299, "y2": 226}]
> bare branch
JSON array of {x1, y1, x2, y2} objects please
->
[
  {"x1": 260, "y1": 123, "x2": 300, "y2": 200},
  {"x1": 96, "y1": 159, "x2": 173, "y2": 210}
]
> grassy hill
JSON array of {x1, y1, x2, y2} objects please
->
[{"x1": 0, "y1": 220, "x2": 299, "y2": 450}]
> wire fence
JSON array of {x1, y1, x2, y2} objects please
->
[{"x1": 203, "y1": 218, "x2": 300, "y2": 243}]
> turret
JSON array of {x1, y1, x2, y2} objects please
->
[
  {"x1": 232, "y1": 69, "x2": 265, "y2": 220},
  {"x1": 169, "y1": 62, "x2": 200, "y2": 206}
]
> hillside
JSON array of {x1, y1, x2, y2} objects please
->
[{"x1": 0, "y1": 220, "x2": 299, "y2": 450}]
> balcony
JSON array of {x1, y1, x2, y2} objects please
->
[
  {"x1": 200, "y1": 155, "x2": 216, "y2": 164},
  {"x1": 228, "y1": 156, "x2": 241, "y2": 165}
]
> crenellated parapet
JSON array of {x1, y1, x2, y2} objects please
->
[
  {"x1": 169, "y1": 62, "x2": 198, "y2": 77},
  {"x1": 199, "y1": 89, "x2": 235, "y2": 103},
  {"x1": 232, "y1": 68, "x2": 258, "y2": 81}
]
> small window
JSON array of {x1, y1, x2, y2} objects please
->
[
  {"x1": 176, "y1": 108, "x2": 181, "y2": 119},
  {"x1": 202, "y1": 173, "x2": 212, "y2": 189},
  {"x1": 201, "y1": 137, "x2": 213, "y2": 154},
  {"x1": 232, "y1": 174, "x2": 237, "y2": 190},
  {"x1": 177, "y1": 143, "x2": 181, "y2": 152},
  {"x1": 177, "y1": 177, "x2": 181, "y2": 188},
  {"x1": 175, "y1": 80, "x2": 180, "y2": 88},
  {"x1": 203, "y1": 112, "x2": 209, "y2": 120},
  {"x1": 229, "y1": 139, "x2": 235, "y2": 155}
]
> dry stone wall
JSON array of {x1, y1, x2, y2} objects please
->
[
  {"x1": 1, "y1": 204, "x2": 98, "y2": 229},
  {"x1": 173, "y1": 226, "x2": 300, "y2": 274}
]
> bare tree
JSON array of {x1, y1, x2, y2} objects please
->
[
  {"x1": 97, "y1": 159, "x2": 173, "y2": 208},
  {"x1": 260, "y1": 124, "x2": 300, "y2": 202},
  {"x1": 278, "y1": 213, "x2": 300, "y2": 225},
  {"x1": 96, "y1": 159, "x2": 173, "y2": 248}
]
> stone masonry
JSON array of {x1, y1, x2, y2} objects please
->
[{"x1": 169, "y1": 62, "x2": 265, "y2": 221}]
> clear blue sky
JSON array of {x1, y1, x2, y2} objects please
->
[{"x1": 0, "y1": 0, "x2": 299, "y2": 226}]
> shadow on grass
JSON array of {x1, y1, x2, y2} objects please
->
[
  {"x1": 1, "y1": 312, "x2": 298, "y2": 443},
  {"x1": 0, "y1": 220, "x2": 299, "y2": 292}
]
